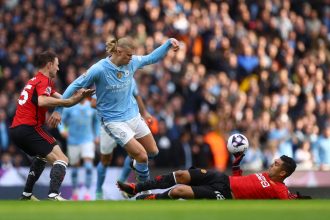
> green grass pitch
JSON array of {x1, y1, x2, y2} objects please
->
[{"x1": 1, "y1": 200, "x2": 329, "y2": 220}]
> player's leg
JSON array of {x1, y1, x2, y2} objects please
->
[
  {"x1": 128, "y1": 115, "x2": 157, "y2": 184},
  {"x1": 118, "y1": 155, "x2": 132, "y2": 182},
  {"x1": 124, "y1": 138, "x2": 149, "y2": 182},
  {"x1": 103, "y1": 121, "x2": 149, "y2": 183},
  {"x1": 137, "y1": 135, "x2": 158, "y2": 159},
  {"x1": 10, "y1": 125, "x2": 53, "y2": 201},
  {"x1": 136, "y1": 169, "x2": 229, "y2": 200},
  {"x1": 117, "y1": 170, "x2": 191, "y2": 197},
  {"x1": 136, "y1": 133, "x2": 158, "y2": 189},
  {"x1": 81, "y1": 142, "x2": 95, "y2": 201},
  {"x1": 136, "y1": 185, "x2": 195, "y2": 200},
  {"x1": 67, "y1": 145, "x2": 80, "y2": 200},
  {"x1": 96, "y1": 153, "x2": 112, "y2": 199},
  {"x1": 134, "y1": 115, "x2": 159, "y2": 169},
  {"x1": 45, "y1": 144, "x2": 68, "y2": 201},
  {"x1": 96, "y1": 127, "x2": 116, "y2": 199},
  {"x1": 21, "y1": 156, "x2": 47, "y2": 200},
  {"x1": 132, "y1": 116, "x2": 160, "y2": 196},
  {"x1": 185, "y1": 169, "x2": 232, "y2": 200}
]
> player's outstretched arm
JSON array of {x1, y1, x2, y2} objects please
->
[
  {"x1": 135, "y1": 38, "x2": 180, "y2": 68},
  {"x1": 136, "y1": 95, "x2": 152, "y2": 125},
  {"x1": 46, "y1": 88, "x2": 95, "y2": 128},
  {"x1": 169, "y1": 38, "x2": 180, "y2": 51},
  {"x1": 38, "y1": 88, "x2": 95, "y2": 108},
  {"x1": 232, "y1": 153, "x2": 245, "y2": 176}
]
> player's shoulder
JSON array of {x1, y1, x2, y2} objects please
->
[
  {"x1": 29, "y1": 73, "x2": 47, "y2": 85},
  {"x1": 86, "y1": 59, "x2": 107, "y2": 74}
]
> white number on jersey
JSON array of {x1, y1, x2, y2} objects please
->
[{"x1": 18, "y1": 84, "x2": 32, "y2": 105}]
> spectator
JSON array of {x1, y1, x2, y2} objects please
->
[
  {"x1": 294, "y1": 139, "x2": 314, "y2": 170},
  {"x1": 314, "y1": 125, "x2": 330, "y2": 170},
  {"x1": 0, "y1": 108, "x2": 9, "y2": 152}
]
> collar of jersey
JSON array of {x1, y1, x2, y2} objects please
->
[
  {"x1": 36, "y1": 71, "x2": 49, "y2": 79},
  {"x1": 106, "y1": 57, "x2": 121, "y2": 70}
]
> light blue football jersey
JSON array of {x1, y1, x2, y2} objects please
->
[
  {"x1": 56, "y1": 39, "x2": 172, "y2": 122},
  {"x1": 58, "y1": 100, "x2": 100, "y2": 145}
]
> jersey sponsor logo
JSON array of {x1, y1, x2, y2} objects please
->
[
  {"x1": 200, "y1": 169, "x2": 207, "y2": 174},
  {"x1": 105, "y1": 79, "x2": 131, "y2": 92},
  {"x1": 255, "y1": 173, "x2": 270, "y2": 188},
  {"x1": 45, "y1": 86, "x2": 52, "y2": 95}
]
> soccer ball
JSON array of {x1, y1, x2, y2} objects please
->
[{"x1": 227, "y1": 133, "x2": 249, "y2": 154}]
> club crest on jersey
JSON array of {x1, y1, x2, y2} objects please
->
[
  {"x1": 45, "y1": 86, "x2": 52, "y2": 95},
  {"x1": 117, "y1": 72, "x2": 123, "y2": 79},
  {"x1": 200, "y1": 169, "x2": 207, "y2": 174}
]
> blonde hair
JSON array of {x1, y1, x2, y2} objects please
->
[{"x1": 106, "y1": 37, "x2": 136, "y2": 55}]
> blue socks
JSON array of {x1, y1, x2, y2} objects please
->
[
  {"x1": 84, "y1": 161, "x2": 93, "y2": 189},
  {"x1": 96, "y1": 162, "x2": 106, "y2": 193},
  {"x1": 71, "y1": 167, "x2": 78, "y2": 190},
  {"x1": 134, "y1": 161, "x2": 150, "y2": 183},
  {"x1": 118, "y1": 156, "x2": 132, "y2": 182}
]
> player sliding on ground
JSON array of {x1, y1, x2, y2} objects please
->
[{"x1": 118, "y1": 154, "x2": 311, "y2": 200}]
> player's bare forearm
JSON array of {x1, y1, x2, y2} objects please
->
[
  {"x1": 136, "y1": 96, "x2": 147, "y2": 115},
  {"x1": 38, "y1": 89, "x2": 95, "y2": 108},
  {"x1": 136, "y1": 95, "x2": 153, "y2": 124},
  {"x1": 38, "y1": 95, "x2": 74, "y2": 108},
  {"x1": 232, "y1": 153, "x2": 245, "y2": 176},
  {"x1": 51, "y1": 92, "x2": 62, "y2": 99},
  {"x1": 65, "y1": 89, "x2": 95, "y2": 106}
]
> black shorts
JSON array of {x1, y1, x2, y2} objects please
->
[
  {"x1": 188, "y1": 168, "x2": 232, "y2": 200},
  {"x1": 10, "y1": 125, "x2": 58, "y2": 158}
]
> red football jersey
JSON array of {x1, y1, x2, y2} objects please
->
[
  {"x1": 11, "y1": 72, "x2": 56, "y2": 127},
  {"x1": 229, "y1": 172, "x2": 290, "y2": 199}
]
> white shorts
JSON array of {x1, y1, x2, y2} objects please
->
[
  {"x1": 102, "y1": 114, "x2": 151, "y2": 147},
  {"x1": 100, "y1": 126, "x2": 117, "y2": 155},
  {"x1": 67, "y1": 142, "x2": 95, "y2": 165}
]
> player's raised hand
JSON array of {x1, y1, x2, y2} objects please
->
[
  {"x1": 82, "y1": 88, "x2": 96, "y2": 98},
  {"x1": 48, "y1": 111, "x2": 61, "y2": 128},
  {"x1": 142, "y1": 111, "x2": 153, "y2": 126},
  {"x1": 70, "y1": 88, "x2": 95, "y2": 105},
  {"x1": 232, "y1": 152, "x2": 245, "y2": 167},
  {"x1": 169, "y1": 38, "x2": 180, "y2": 52}
]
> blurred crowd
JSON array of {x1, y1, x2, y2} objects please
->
[{"x1": 0, "y1": 0, "x2": 330, "y2": 172}]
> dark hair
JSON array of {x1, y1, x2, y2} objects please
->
[
  {"x1": 280, "y1": 155, "x2": 296, "y2": 178},
  {"x1": 35, "y1": 51, "x2": 57, "y2": 68}
]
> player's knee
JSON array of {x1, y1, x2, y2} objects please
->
[
  {"x1": 147, "y1": 151, "x2": 159, "y2": 160},
  {"x1": 134, "y1": 151, "x2": 148, "y2": 163},
  {"x1": 61, "y1": 155, "x2": 69, "y2": 164},
  {"x1": 169, "y1": 187, "x2": 186, "y2": 198},
  {"x1": 54, "y1": 152, "x2": 68, "y2": 164},
  {"x1": 174, "y1": 170, "x2": 190, "y2": 183}
]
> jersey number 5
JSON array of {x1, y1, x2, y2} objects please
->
[{"x1": 18, "y1": 84, "x2": 32, "y2": 105}]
